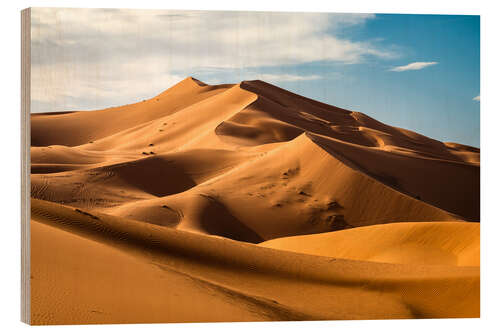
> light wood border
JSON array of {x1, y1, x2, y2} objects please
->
[{"x1": 21, "y1": 7, "x2": 31, "y2": 325}]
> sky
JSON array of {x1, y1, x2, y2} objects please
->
[{"x1": 31, "y1": 8, "x2": 480, "y2": 147}]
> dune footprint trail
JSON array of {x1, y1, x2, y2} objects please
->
[{"x1": 30, "y1": 77, "x2": 480, "y2": 324}]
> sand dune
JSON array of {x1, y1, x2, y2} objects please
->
[
  {"x1": 31, "y1": 199, "x2": 478, "y2": 324},
  {"x1": 261, "y1": 221, "x2": 479, "y2": 266},
  {"x1": 30, "y1": 77, "x2": 480, "y2": 324},
  {"x1": 308, "y1": 132, "x2": 479, "y2": 220},
  {"x1": 31, "y1": 78, "x2": 234, "y2": 147},
  {"x1": 104, "y1": 133, "x2": 460, "y2": 242}
]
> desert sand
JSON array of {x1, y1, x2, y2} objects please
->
[{"x1": 30, "y1": 77, "x2": 480, "y2": 324}]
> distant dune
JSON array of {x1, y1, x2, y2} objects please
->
[
  {"x1": 30, "y1": 77, "x2": 480, "y2": 324},
  {"x1": 262, "y1": 221, "x2": 479, "y2": 266}
]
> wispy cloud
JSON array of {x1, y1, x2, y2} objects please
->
[
  {"x1": 30, "y1": 8, "x2": 396, "y2": 113},
  {"x1": 256, "y1": 74, "x2": 322, "y2": 83},
  {"x1": 389, "y1": 61, "x2": 438, "y2": 72},
  {"x1": 473, "y1": 95, "x2": 480, "y2": 101}
]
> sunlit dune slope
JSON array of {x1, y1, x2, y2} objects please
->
[
  {"x1": 261, "y1": 221, "x2": 479, "y2": 266},
  {"x1": 31, "y1": 77, "x2": 235, "y2": 147}
]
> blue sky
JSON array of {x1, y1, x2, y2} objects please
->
[{"x1": 31, "y1": 9, "x2": 480, "y2": 147}]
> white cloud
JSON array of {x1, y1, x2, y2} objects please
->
[
  {"x1": 30, "y1": 8, "x2": 395, "y2": 112},
  {"x1": 31, "y1": 62, "x2": 185, "y2": 111},
  {"x1": 473, "y1": 95, "x2": 480, "y2": 101},
  {"x1": 256, "y1": 74, "x2": 322, "y2": 82},
  {"x1": 389, "y1": 62, "x2": 438, "y2": 72}
]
